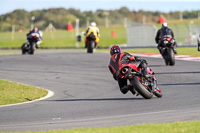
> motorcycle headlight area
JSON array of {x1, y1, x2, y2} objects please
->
[{"x1": 164, "y1": 41, "x2": 168, "y2": 44}]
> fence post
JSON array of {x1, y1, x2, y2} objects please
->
[
  {"x1": 174, "y1": 25, "x2": 179, "y2": 44},
  {"x1": 75, "y1": 19, "x2": 80, "y2": 48},
  {"x1": 11, "y1": 25, "x2": 15, "y2": 40},
  {"x1": 185, "y1": 24, "x2": 190, "y2": 45}
]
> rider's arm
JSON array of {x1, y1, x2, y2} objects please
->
[
  {"x1": 155, "y1": 30, "x2": 161, "y2": 44},
  {"x1": 97, "y1": 27, "x2": 100, "y2": 37},
  {"x1": 171, "y1": 29, "x2": 175, "y2": 39},
  {"x1": 124, "y1": 52, "x2": 136, "y2": 61},
  {"x1": 27, "y1": 31, "x2": 32, "y2": 36},
  {"x1": 108, "y1": 65, "x2": 118, "y2": 81},
  {"x1": 85, "y1": 27, "x2": 90, "y2": 36},
  {"x1": 130, "y1": 54, "x2": 148, "y2": 64}
]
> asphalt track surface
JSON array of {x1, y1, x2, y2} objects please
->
[{"x1": 0, "y1": 50, "x2": 200, "y2": 132}]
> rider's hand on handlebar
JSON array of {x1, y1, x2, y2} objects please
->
[
  {"x1": 142, "y1": 59, "x2": 148, "y2": 65},
  {"x1": 129, "y1": 56, "x2": 135, "y2": 61}
]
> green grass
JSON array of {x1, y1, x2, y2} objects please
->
[
  {"x1": 0, "y1": 47, "x2": 199, "y2": 57},
  {"x1": 0, "y1": 79, "x2": 48, "y2": 105},
  {"x1": 4, "y1": 120, "x2": 199, "y2": 133},
  {"x1": 0, "y1": 26, "x2": 127, "y2": 48}
]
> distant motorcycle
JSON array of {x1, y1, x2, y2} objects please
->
[
  {"x1": 85, "y1": 32, "x2": 96, "y2": 53},
  {"x1": 119, "y1": 60, "x2": 162, "y2": 99},
  {"x1": 197, "y1": 35, "x2": 200, "y2": 51},
  {"x1": 21, "y1": 33, "x2": 39, "y2": 55},
  {"x1": 159, "y1": 37, "x2": 175, "y2": 66}
]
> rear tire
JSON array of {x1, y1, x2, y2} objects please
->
[
  {"x1": 130, "y1": 76, "x2": 153, "y2": 99},
  {"x1": 87, "y1": 41, "x2": 94, "y2": 53}
]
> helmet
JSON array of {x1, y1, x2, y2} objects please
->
[
  {"x1": 91, "y1": 22, "x2": 96, "y2": 27},
  {"x1": 162, "y1": 22, "x2": 168, "y2": 29},
  {"x1": 110, "y1": 45, "x2": 121, "y2": 56},
  {"x1": 33, "y1": 26, "x2": 38, "y2": 32}
]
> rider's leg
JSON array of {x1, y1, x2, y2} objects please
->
[
  {"x1": 157, "y1": 45, "x2": 163, "y2": 54},
  {"x1": 173, "y1": 42, "x2": 177, "y2": 54},
  {"x1": 139, "y1": 61, "x2": 153, "y2": 78},
  {"x1": 118, "y1": 78, "x2": 129, "y2": 94}
]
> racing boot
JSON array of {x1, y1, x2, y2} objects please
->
[
  {"x1": 129, "y1": 87, "x2": 140, "y2": 96},
  {"x1": 129, "y1": 86, "x2": 136, "y2": 95},
  {"x1": 120, "y1": 86, "x2": 129, "y2": 94},
  {"x1": 173, "y1": 47, "x2": 177, "y2": 54},
  {"x1": 85, "y1": 42, "x2": 87, "y2": 48}
]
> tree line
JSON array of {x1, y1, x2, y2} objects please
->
[{"x1": 0, "y1": 7, "x2": 199, "y2": 31}]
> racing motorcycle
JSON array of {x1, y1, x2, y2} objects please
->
[
  {"x1": 118, "y1": 61, "x2": 162, "y2": 99},
  {"x1": 85, "y1": 32, "x2": 96, "y2": 53},
  {"x1": 197, "y1": 35, "x2": 200, "y2": 51},
  {"x1": 159, "y1": 37, "x2": 175, "y2": 66},
  {"x1": 21, "y1": 33, "x2": 39, "y2": 55}
]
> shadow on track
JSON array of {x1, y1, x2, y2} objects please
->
[
  {"x1": 148, "y1": 65, "x2": 165, "y2": 67},
  {"x1": 156, "y1": 71, "x2": 200, "y2": 75},
  {"x1": 46, "y1": 97, "x2": 144, "y2": 102},
  {"x1": 159, "y1": 82, "x2": 200, "y2": 86}
]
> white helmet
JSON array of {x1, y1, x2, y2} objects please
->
[
  {"x1": 162, "y1": 22, "x2": 168, "y2": 28},
  {"x1": 91, "y1": 22, "x2": 96, "y2": 27}
]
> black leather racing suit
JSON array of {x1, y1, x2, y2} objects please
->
[
  {"x1": 108, "y1": 52, "x2": 147, "y2": 94},
  {"x1": 155, "y1": 28, "x2": 177, "y2": 54}
]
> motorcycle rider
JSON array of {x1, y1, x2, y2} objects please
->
[
  {"x1": 108, "y1": 45, "x2": 150, "y2": 95},
  {"x1": 155, "y1": 22, "x2": 177, "y2": 54},
  {"x1": 26, "y1": 26, "x2": 42, "y2": 48},
  {"x1": 84, "y1": 22, "x2": 100, "y2": 48}
]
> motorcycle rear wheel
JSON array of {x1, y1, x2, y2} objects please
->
[
  {"x1": 87, "y1": 41, "x2": 94, "y2": 53},
  {"x1": 130, "y1": 76, "x2": 153, "y2": 99}
]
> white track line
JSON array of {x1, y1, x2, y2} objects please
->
[{"x1": 133, "y1": 53, "x2": 200, "y2": 62}]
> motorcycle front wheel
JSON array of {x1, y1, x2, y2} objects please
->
[
  {"x1": 167, "y1": 48, "x2": 175, "y2": 66},
  {"x1": 130, "y1": 76, "x2": 153, "y2": 99},
  {"x1": 198, "y1": 43, "x2": 200, "y2": 51},
  {"x1": 29, "y1": 42, "x2": 35, "y2": 55},
  {"x1": 153, "y1": 90, "x2": 162, "y2": 98}
]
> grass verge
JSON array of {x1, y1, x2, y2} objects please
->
[
  {"x1": 0, "y1": 79, "x2": 48, "y2": 105},
  {"x1": 0, "y1": 26, "x2": 126, "y2": 48},
  {"x1": 5, "y1": 120, "x2": 199, "y2": 133}
]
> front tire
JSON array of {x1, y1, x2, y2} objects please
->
[
  {"x1": 168, "y1": 48, "x2": 175, "y2": 66},
  {"x1": 198, "y1": 43, "x2": 200, "y2": 51},
  {"x1": 29, "y1": 42, "x2": 35, "y2": 55},
  {"x1": 153, "y1": 91, "x2": 162, "y2": 98},
  {"x1": 130, "y1": 76, "x2": 153, "y2": 99},
  {"x1": 22, "y1": 49, "x2": 26, "y2": 55}
]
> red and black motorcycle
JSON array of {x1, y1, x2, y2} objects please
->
[
  {"x1": 118, "y1": 61, "x2": 162, "y2": 99},
  {"x1": 21, "y1": 33, "x2": 39, "y2": 55}
]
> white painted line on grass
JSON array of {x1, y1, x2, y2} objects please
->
[
  {"x1": 0, "y1": 80, "x2": 54, "y2": 108},
  {"x1": 0, "y1": 89, "x2": 54, "y2": 108}
]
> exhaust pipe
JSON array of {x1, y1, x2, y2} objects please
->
[{"x1": 122, "y1": 67, "x2": 129, "y2": 75}]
